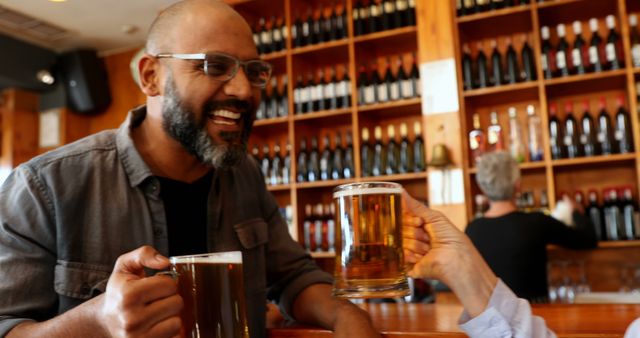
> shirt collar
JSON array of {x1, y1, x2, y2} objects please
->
[{"x1": 116, "y1": 105, "x2": 155, "y2": 188}]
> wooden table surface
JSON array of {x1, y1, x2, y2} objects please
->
[{"x1": 267, "y1": 301, "x2": 640, "y2": 337}]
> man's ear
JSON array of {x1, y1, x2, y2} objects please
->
[{"x1": 139, "y1": 54, "x2": 162, "y2": 96}]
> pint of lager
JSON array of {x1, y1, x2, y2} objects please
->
[
  {"x1": 332, "y1": 182, "x2": 410, "y2": 298},
  {"x1": 170, "y1": 251, "x2": 249, "y2": 338}
]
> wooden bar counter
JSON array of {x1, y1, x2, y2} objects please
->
[{"x1": 267, "y1": 297, "x2": 640, "y2": 337}]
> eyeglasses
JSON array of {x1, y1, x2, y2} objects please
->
[{"x1": 154, "y1": 52, "x2": 272, "y2": 88}]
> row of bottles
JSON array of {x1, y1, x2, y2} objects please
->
[
  {"x1": 302, "y1": 203, "x2": 336, "y2": 253},
  {"x1": 548, "y1": 96, "x2": 633, "y2": 160},
  {"x1": 540, "y1": 16, "x2": 624, "y2": 79},
  {"x1": 469, "y1": 105, "x2": 543, "y2": 164},
  {"x1": 456, "y1": 0, "x2": 530, "y2": 17},
  {"x1": 252, "y1": 142, "x2": 291, "y2": 186},
  {"x1": 358, "y1": 54, "x2": 420, "y2": 106},
  {"x1": 579, "y1": 188, "x2": 639, "y2": 241},
  {"x1": 461, "y1": 35, "x2": 536, "y2": 91},
  {"x1": 474, "y1": 189, "x2": 549, "y2": 219},
  {"x1": 294, "y1": 65, "x2": 352, "y2": 114},
  {"x1": 291, "y1": 4, "x2": 348, "y2": 49},
  {"x1": 352, "y1": 0, "x2": 416, "y2": 36},
  {"x1": 361, "y1": 122, "x2": 425, "y2": 177},
  {"x1": 257, "y1": 75, "x2": 288, "y2": 120},
  {"x1": 253, "y1": 16, "x2": 287, "y2": 56},
  {"x1": 297, "y1": 131, "x2": 355, "y2": 183}
]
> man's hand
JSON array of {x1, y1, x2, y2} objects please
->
[{"x1": 99, "y1": 246, "x2": 183, "y2": 338}]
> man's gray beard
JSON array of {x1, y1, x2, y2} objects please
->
[{"x1": 161, "y1": 76, "x2": 247, "y2": 169}]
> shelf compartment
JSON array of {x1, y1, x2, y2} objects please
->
[
  {"x1": 293, "y1": 108, "x2": 352, "y2": 122},
  {"x1": 254, "y1": 116, "x2": 288, "y2": 127},
  {"x1": 291, "y1": 39, "x2": 349, "y2": 57},
  {"x1": 353, "y1": 26, "x2": 417, "y2": 44},
  {"x1": 468, "y1": 161, "x2": 546, "y2": 174},
  {"x1": 544, "y1": 70, "x2": 628, "y2": 87},
  {"x1": 544, "y1": 70, "x2": 629, "y2": 98},
  {"x1": 360, "y1": 171, "x2": 427, "y2": 182},
  {"x1": 463, "y1": 81, "x2": 539, "y2": 98},
  {"x1": 551, "y1": 153, "x2": 636, "y2": 168},
  {"x1": 296, "y1": 178, "x2": 355, "y2": 190},
  {"x1": 357, "y1": 97, "x2": 422, "y2": 118},
  {"x1": 457, "y1": 5, "x2": 532, "y2": 24}
]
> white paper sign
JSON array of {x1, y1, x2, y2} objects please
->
[
  {"x1": 420, "y1": 58, "x2": 459, "y2": 115},
  {"x1": 428, "y1": 168, "x2": 464, "y2": 205},
  {"x1": 39, "y1": 109, "x2": 61, "y2": 148}
]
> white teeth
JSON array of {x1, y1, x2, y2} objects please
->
[
  {"x1": 213, "y1": 119, "x2": 235, "y2": 125},
  {"x1": 212, "y1": 109, "x2": 241, "y2": 120}
]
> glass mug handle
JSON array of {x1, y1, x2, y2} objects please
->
[{"x1": 155, "y1": 268, "x2": 179, "y2": 280}]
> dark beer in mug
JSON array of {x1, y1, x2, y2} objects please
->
[
  {"x1": 171, "y1": 252, "x2": 249, "y2": 338},
  {"x1": 332, "y1": 182, "x2": 409, "y2": 298}
]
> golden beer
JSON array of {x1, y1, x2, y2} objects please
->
[
  {"x1": 170, "y1": 252, "x2": 249, "y2": 338},
  {"x1": 332, "y1": 182, "x2": 409, "y2": 298}
]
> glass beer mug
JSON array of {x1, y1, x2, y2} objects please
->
[{"x1": 332, "y1": 182, "x2": 410, "y2": 298}]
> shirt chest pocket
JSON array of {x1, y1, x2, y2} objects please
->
[
  {"x1": 233, "y1": 218, "x2": 268, "y2": 294},
  {"x1": 233, "y1": 218, "x2": 269, "y2": 250},
  {"x1": 54, "y1": 261, "x2": 111, "y2": 300}
]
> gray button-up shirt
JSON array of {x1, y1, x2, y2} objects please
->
[{"x1": 0, "y1": 106, "x2": 332, "y2": 338}]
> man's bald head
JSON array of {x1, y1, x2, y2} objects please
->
[{"x1": 145, "y1": 0, "x2": 252, "y2": 55}]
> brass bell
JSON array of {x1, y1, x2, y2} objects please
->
[{"x1": 428, "y1": 143, "x2": 452, "y2": 168}]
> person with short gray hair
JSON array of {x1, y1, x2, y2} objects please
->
[{"x1": 465, "y1": 151, "x2": 597, "y2": 302}]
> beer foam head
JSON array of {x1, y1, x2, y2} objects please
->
[
  {"x1": 333, "y1": 182, "x2": 403, "y2": 199},
  {"x1": 170, "y1": 251, "x2": 243, "y2": 264}
]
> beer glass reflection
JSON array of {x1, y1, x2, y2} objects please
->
[
  {"x1": 332, "y1": 182, "x2": 410, "y2": 298},
  {"x1": 170, "y1": 251, "x2": 249, "y2": 338}
]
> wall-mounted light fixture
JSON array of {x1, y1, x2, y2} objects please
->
[{"x1": 36, "y1": 69, "x2": 55, "y2": 85}]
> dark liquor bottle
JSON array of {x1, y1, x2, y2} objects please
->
[
  {"x1": 293, "y1": 14, "x2": 304, "y2": 48},
  {"x1": 296, "y1": 138, "x2": 308, "y2": 182},
  {"x1": 361, "y1": 127, "x2": 373, "y2": 177},
  {"x1": 303, "y1": 8, "x2": 314, "y2": 46},
  {"x1": 253, "y1": 22, "x2": 263, "y2": 55},
  {"x1": 385, "y1": 125, "x2": 399, "y2": 175},
  {"x1": 505, "y1": 37, "x2": 519, "y2": 84},
  {"x1": 270, "y1": 143, "x2": 283, "y2": 185},
  {"x1": 462, "y1": 43, "x2": 474, "y2": 90},
  {"x1": 621, "y1": 187, "x2": 636, "y2": 240},
  {"x1": 412, "y1": 121, "x2": 426, "y2": 172},
  {"x1": 399, "y1": 122, "x2": 412, "y2": 173},
  {"x1": 259, "y1": 17, "x2": 272, "y2": 54},
  {"x1": 390, "y1": 0, "x2": 403, "y2": 28},
  {"x1": 319, "y1": 135, "x2": 332, "y2": 181},
  {"x1": 463, "y1": 0, "x2": 477, "y2": 15},
  {"x1": 331, "y1": 133, "x2": 344, "y2": 180},
  {"x1": 271, "y1": 16, "x2": 283, "y2": 52},
  {"x1": 563, "y1": 101, "x2": 581, "y2": 158},
  {"x1": 589, "y1": 18, "x2": 604, "y2": 73},
  {"x1": 580, "y1": 100, "x2": 599, "y2": 157},
  {"x1": 372, "y1": 126, "x2": 385, "y2": 177},
  {"x1": 476, "y1": 42, "x2": 490, "y2": 88},
  {"x1": 325, "y1": 66, "x2": 337, "y2": 111},
  {"x1": 456, "y1": 0, "x2": 464, "y2": 16},
  {"x1": 261, "y1": 144, "x2": 271, "y2": 185},
  {"x1": 278, "y1": 75, "x2": 288, "y2": 117},
  {"x1": 614, "y1": 96, "x2": 633, "y2": 154},
  {"x1": 343, "y1": 132, "x2": 354, "y2": 179},
  {"x1": 540, "y1": 26, "x2": 555, "y2": 79},
  {"x1": 631, "y1": 14, "x2": 640, "y2": 68},
  {"x1": 294, "y1": 75, "x2": 306, "y2": 114},
  {"x1": 374, "y1": 63, "x2": 388, "y2": 103},
  {"x1": 521, "y1": 34, "x2": 537, "y2": 81},
  {"x1": 555, "y1": 24, "x2": 570, "y2": 77},
  {"x1": 548, "y1": 103, "x2": 565, "y2": 159},
  {"x1": 571, "y1": 21, "x2": 588, "y2": 75},
  {"x1": 353, "y1": 0, "x2": 366, "y2": 36},
  {"x1": 385, "y1": 59, "x2": 400, "y2": 102},
  {"x1": 490, "y1": 39, "x2": 504, "y2": 86},
  {"x1": 311, "y1": 7, "x2": 323, "y2": 45},
  {"x1": 337, "y1": 64, "x2": 351, "y2": 108},
  {"x1": 409, "y1": 53, "x2": 421, "y2": 96},
  {"x1": 396, "y1": 0, "x2": 410, "y2": 25},
  {"x1": 307, "y1": 136, "x2": 320, "y2": 182},
  {"x1": 359, "y1": 66, "x2": 375, "y2": 105},
  {"x1": 399, "y1": 56, "x2": 415, "y2": 98},
  {"x1": 323, "y1": 6, "x2": 335, "y2": 42},
  {"x1": 267, "y1": 76, "x2": 279, "y2": 119},
  {"x1": 586, "y1": 190, "x2": 604, "y2": 240},
  {"x1": 597, "y1": 97, "x2": 614, "y2": 155},
  {"x1": 334, "y1": 4, "x2": 346, "y2": 40},
  {"x1": 282, "y1": 142, "x2": 291, "y2": 185},
  {"x1": 605, "y1": 15, "x2": 624, "y2": 70},
  {"x1": 305, "y1": 72, "x2": 315, "y2": 113},
  {"x1": 369, "y1": 0, "x2": 382, "y2": 34},
  {"x1": 603, "y1": 188, "x2": 621, "y2": 241},
  {"x1": 314, "y1": 69, "x2": 325, "y2": 112},
  {"x1": 381, "y1": 0, "x2": 395, "y2": 31},
  {"x1": 469, "y1": 113, "x2": 486, "y2": 164}
]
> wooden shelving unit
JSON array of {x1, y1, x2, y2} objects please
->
[
  {"x1": 543, "y1": 69, "x2": 628, "y2": 87},
  {"x1": 254, "y1": 116, "x2": 288, "y2": 127},
  {"x1": 456, "y1": 4, "x2": 532, "y2": 24},
  {"x1": 551, "y1": 153, "x2": 636, "y2": 167},
  {"x1": 463, "y1": 81, "x2": 539, "y2": 98}
]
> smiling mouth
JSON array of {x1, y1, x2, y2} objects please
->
[{"x1": 208, "y1": 109, "x2": 242, "y2": 126}]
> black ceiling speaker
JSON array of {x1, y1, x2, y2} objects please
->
[{"x1": 59, "y1": 49, "x2": 111, "y2": 114}]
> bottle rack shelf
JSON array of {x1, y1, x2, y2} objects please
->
[
  {"x1": 551, "y1": 153, "x2": 637, "y2": 167},
  {"x1": 457, "y1": 4, "x2": 532, "y2": 24}
]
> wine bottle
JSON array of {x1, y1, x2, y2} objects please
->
[
  {"x1": 508, "y1": 107, "x2": 526, "y2": 163},
  {"x1": 343, "y1": 132, "x2": 354, "y2": 179},
  {"x1": 259, "y1": 17, "x2": 272, "y2": 54},
  {"x1": 462, "y1": 43, "x2": 474, "y2": 90},
  {"x1": 603, "y1": 188, "x2": 621, "y2": 241},
  {"x1": 312, "y1": 7, "x2": 323, "y2": 45},
  {"x1": 476, "y1": 0, "x2": 490, "y2": 12},
  {"x1": 373, "y1": 63, "x2": 387, "y2": 103},
  {"x1": 261, "y1": 144, "x2": 271, "y2": 185},
  {"x1": 396, "y1": 0, "x2": 410, "y2": 25},
  {"x1": 282, "y1": 142, "x2": 291, "y2": 185},
  {"x1": 257, "y1": 86, "x2": 267, "y2": 120},
  {"x1": 409, "y1": 53, "x2": 421, "y2": 96},
  {"x1": 571, "y1": 21, "x2": 587, "y2": 75},
  {"x1": 314, "y1": 69, "x2": 325, "y2": 112},
  {"x1": 302, "y1": 8, "x2": 314, "y2": 46},
  {"x1": 505, "y1": 37, "x2": 519, "y2": 84},
  {"x1": 491, "y1": 0, "x2": 505, "y2": 10},
  {"x1": 307, "y1": 136, "x2": 320, "y2": 182},
  {"x1": 563, "y1": 101, "x2": 581, "y2": 158},
  {"x1": 399, "y1": 56, "x2": 415, "y2": 98},
  {"x1": 278, "y1": 75, "x2": 288, "y2": 117},
  {"x1": 372, "y1": 126, "x2": 385, "y2": 176},
  {"x1": 476, "y1": 42, "x2": 490, "y2": 88},
  {"x1": 337, "y1": 64, "x2": 351, "y2": 108},
  {"x1": 270, "y1": 143, "x2": 283, "y2": 185},
  {"x1": 253, "y1": 22, "x2": 263, "y2": 55},
  {"x1": 631, "y1": 14, "x2": 640, "y2": 68},
  {"x1": 540, "y1": 26, "x2": 555, "y2": 79},
  {"x1": 597, "y1": 97, "x2": 614, "y2": 155},
  {"x1": 385, "y1": 125, "x2": 399, "y2": 175},
  {"x1": 586, "y1": 190, "x2": 604, "y2": 240},
  {"x1": 580, "y1": 100, "x2": 599, "y2": 157},
  {"x1": 406, "y1": 0, "x2": 416, "y2": 26},
  {"x1": 548, "y1": 103, "x2": 565, "y2": 159},
  {"x1": 526, "y1": 105, "x2": 543, "y2": 161},
  {"x1": 521, "y1": 34, "x2": 536, "y2": 82},
  {"x1": 614, "y1": 96, "x2": 633, "y2": 154},
  {"x1": 302, "y1": 204, "x2": 313, "y2": 251},
  {"x1": 296, "y1": 138, "x2": 308, "y2": 182},
  {"x1": 325, "y1": 67, "x2": 337, "y2": 111},
  {"x1": 267, "y1": 76, "x2": 279, "y2": 119},
  {"x1": 251, "y1": 144, "x2": 260, "y2": 163},
  {"x1": 490, "y1": 39, "x2": 503, "y2": 86},
  {"x1": 487, "y1": 111, "x2": 504, "y2": 152},
  {"x1": 589, "y1": 18, "x2": 604, "y2": 73},
  {"x1": 391, "y1": 0, "x2": 403, "y2": 28},
  {"x1": 399, "y1": 123, "x2": 412, "y2": 173},
  {"x1": 334, "y1": 4, "x2": 346, "y2": 40},
  {"x1": 386, "y1": 59, "x2": 400, "y2": 101},
  {"x1": 456, "y1": 0, "x2": 464, "y2": 16},
  {"x1": 621, "y1": 187, "x2": 636, "y2": 240},
  {"x1": 295, "y1": 75, "x2": 308, "y2": 114},
  {"x1": 463, "y1": 0, "x2": 477, "y2": 15},
  {"x1": 271, "y1": 16, "x2": 283, "y2": 52},
  {"x1": 331, "y1": 133, "x2": 344, "y2": 180},
  {"x1": 555, "y1": 24, "x2": 570, "y2": 77},
  {"x1": 361, "y1": 127, "x2": 373, "y2": 177},
  {"x1": 353, "y1": 1, "x2": 364, "y2": 36},
  {"x1": 605, "y1": 15, "x2": 623, "y2": 70},
  {"x1": 469, "y1": 113, "x2": 486, "y2": 164},
  {"x1": 292, "y1": 14, "x2": 303, "y2": 48},
  {"x1": 412, "y1": 121, "x2": 426, "y2": 172},
  {"x1": 369, "y1": 0, "x2": 382, "y2": 34},
  {"x1": 381, "y1": 0, "x2": 395, "y2": 31},
  {"x1": 359, "y1": 66, "x2": 376, "y2": 105}
]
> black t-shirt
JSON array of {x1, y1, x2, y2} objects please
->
[
  {"x1": 465, "y1": 211, "x2": 597, "y2": 302},
  {"x1": 157, "y1": 172, "x2": 213, "y2": 257}
]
